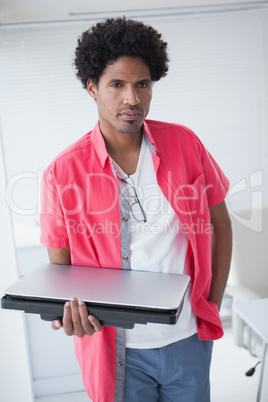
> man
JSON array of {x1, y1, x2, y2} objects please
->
[{"x1": 40, "y1": 17, "x2": 232, "y2": 402}]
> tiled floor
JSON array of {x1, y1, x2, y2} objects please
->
[{"x1": 36, "y1": 324, "x2": 268, "y2": 402}]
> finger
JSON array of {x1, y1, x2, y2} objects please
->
[
  {"x1": 78, "y1": 300, "x2": 96, "y2": 335},
  {"x1": 51, "y1": 320, "x2": 62, "y2": 330},
  {"x1": 62, "y1": 301, "x2": 74, "y2": 336},
  {"x1": 70, "y1": 296, "x2": 85, "y2": 338},
  {"x1": 88, "y1": 315, "x2": 103, "y2": 332}
]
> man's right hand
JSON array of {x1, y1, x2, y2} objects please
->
[{"x1": 51, "y1": 296, "x2": 103, "y2": 338}]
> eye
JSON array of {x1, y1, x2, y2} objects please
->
[
  {"x1": 137, "y1": 82, "x2": 148, "y2": 88},
  {"x1": 111, "y1": 82, "x2": 122, "y2": 88}
]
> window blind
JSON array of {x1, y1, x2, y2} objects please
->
[{"x1": 0, "y1": 9, "x2": 267, "y2": 230}]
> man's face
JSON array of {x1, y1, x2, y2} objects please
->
[{"x1": 87, "y1": 56, "x2": 152, "y2": 137}]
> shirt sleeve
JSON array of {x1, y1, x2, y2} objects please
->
[
  {"x1": 195, "y1": 134, "x2": 230, "y2": 207},
  {"x1": 39, "y1": 169, "x2": 70, "y2": 248}
]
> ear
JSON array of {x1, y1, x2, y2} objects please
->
[{"x1": 87, "y1": 79, "x2": 98, "y2": 100}]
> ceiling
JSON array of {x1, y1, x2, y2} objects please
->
[{"x1": 0, "y1": 0, "x2": 267, "y2": 23}]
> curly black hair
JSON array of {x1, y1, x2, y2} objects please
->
[{"x1": 74, "y1": 17, "x2": 169, "y2": 88}]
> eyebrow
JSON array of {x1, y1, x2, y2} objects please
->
[{"x1": 107, "y1": 78, "x2": 152, "y2": 85}]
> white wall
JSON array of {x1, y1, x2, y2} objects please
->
[
  {"x1": 0, "y1": 124, "x2": 34, "y2": 401},
  {"x1": 0, "y1": 0, "x2": 264, "y2": 23}
]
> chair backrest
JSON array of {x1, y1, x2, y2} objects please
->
[{"x1": 228, "y1": 207, "x2": 268, "y2": 297}]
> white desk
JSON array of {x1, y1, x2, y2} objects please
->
[{"x1": 234, "y1": 298, "x2": 268, "y2": 402}]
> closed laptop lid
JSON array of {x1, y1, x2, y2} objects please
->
[{"x1": 4, "y1": 264, "x2": 190, "y2": 311}]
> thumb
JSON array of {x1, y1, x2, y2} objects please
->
[{"x1": 51, "y1": 320, "x2": 63, "y2": 330}]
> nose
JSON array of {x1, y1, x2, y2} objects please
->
[{"x1": 123, "y1": 86, "x2": 140, "y2": 106}]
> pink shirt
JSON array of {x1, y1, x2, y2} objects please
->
[{"x1": 40, "y1": 120, "x2": 229, "y2": 402}]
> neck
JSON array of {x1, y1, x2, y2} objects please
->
[
  {"x1": 101, "y1": 129, "x2": 143, "y2": 175},
  {"x1": 104, "y1": 131, "x2": 142, "y2": 156}
]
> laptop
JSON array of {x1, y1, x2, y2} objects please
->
[{"x1": 1, "y1": 263, "x2": 190, "y2": 329}]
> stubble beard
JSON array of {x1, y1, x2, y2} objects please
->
[
  {"x1": 113, "y1": 120, "x2": 144, "y2": 134},
  {"x1": 99, "y1": 98, "x2": 148, "y2": 134}
]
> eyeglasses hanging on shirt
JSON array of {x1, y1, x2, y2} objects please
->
[{"x1": 121, "y1": 175, "x2": 147, "y2": 223}]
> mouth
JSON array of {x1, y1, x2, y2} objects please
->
[{"x1": 118, "y1": 110, "x2": 142, "y2": 121}]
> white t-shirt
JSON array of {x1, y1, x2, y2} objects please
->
[{"x1": 112, "y1": 135, "x2": 197, "y2": 349}]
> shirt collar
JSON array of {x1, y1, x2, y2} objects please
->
[
  {"x1": 143, "y1": 121, "x2": 158, "y2": 155},
  {"x1": 91, "y1": 120, "x2": 158, "y2": 168},
  {"x1": 91, "y1": 122, "x2": 110, "y2": 168}
]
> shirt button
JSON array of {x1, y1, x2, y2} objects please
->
[
  {"x1": 123, "y1": 256, "x2": 128, "y2": 261},
  {"x1": 117, "y1": 361, "x2": 123, "y2": 367},
  {"x1": 123, "y1": 217, "x2": 128, "y2": 222}
]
